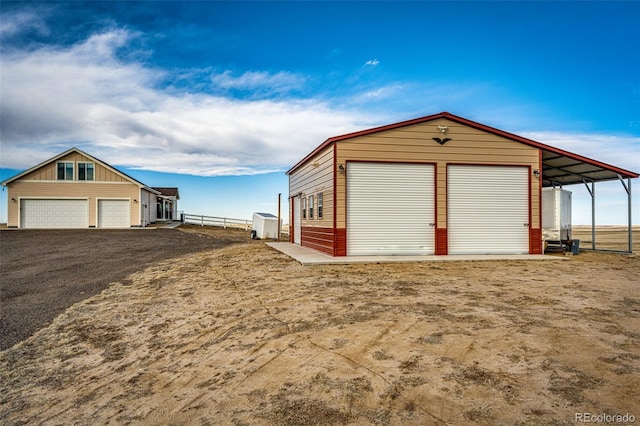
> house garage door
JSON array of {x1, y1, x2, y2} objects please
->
[
  {"x1": 98, "y1": 199, "x2": 130, "y2": 228},
  {"x1": 347, "y1": 162, "x2": 435, "y2": 255},
  {"x1": 20, "y1": 199, "x2": 88, "y2": 228},
  {"x1": 448, "y1": 165, "x2": 529, "y2": 254}
]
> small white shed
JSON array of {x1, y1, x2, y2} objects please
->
[{"x1": 252, "y1": 212, "x2": 279, "y2": 239}]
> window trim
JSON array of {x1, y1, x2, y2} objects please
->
[
  {"x1": 317, "y1": 192, "x2": 323, "y2": 219},
  {"x1": 309, "y1": 195, "x2": 314, "y2": 219}
]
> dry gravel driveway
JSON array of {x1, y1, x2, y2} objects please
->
[{"x1": 0, "y1": 226, "x2": 250, "y2": 350}]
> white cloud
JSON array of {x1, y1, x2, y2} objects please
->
[
  {"x1": 360, "y1": 84, "x2": 403, "y2": 99},
  {"x1": 365, "y1": 59, "x2": 379, "y2": 66},
  {"x1": 210, "y1": 70, "x2": 306, "y2": 96},
  {"x1": 0, "y1": 29, "x2": 377, "y2": 175},
  {"x1": 0, "y1": 8, "x2": 50, "y2": 39},
  {"x1": 2, "y1": 25, "x2": 637, "y2": 185}
]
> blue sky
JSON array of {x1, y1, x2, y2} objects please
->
[{"x1": 1, "y1": 1, "x2": 639, "y2": 224}]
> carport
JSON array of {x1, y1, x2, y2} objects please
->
[{"x1": 540, "y1": 145, "x2": 638, "y2": 253}]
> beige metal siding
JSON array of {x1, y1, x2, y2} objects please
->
[
  {"x1": 289, "y1": 144, "x2": 334, "y2": 227},
  {"x1": 335, "y1": 118, "x2": 540, "y2": 229},
  {"x1": 6, "y1": 181, "x2": 139, "y2": 227}
]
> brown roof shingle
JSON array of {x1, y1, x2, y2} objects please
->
[{"x1": 152, "y1": 187, "x2": 180, "y2": 199}]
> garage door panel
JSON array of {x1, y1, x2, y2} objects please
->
[
  {"x1": 21, "y1": 199, "x2": 88, "y2": 228},
  {"x1": 98, "y1": 199, "x2": 130, "y2": 228},
  {"x1": 448, "y1": 166, "x2": 528, "y2": 255},
  {"x1": 347, "y1": 163, "x2": 435, "y2": 256}
]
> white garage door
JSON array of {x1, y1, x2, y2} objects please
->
[
  {"x1": 347, "y1": 162, "x2": 435, "y2": 255},
  {"x1": 448, "y1": 165, "x2": 529, "y2": 254},
  {"x1": 98, "y1": 199, "x2": 130, "y2": 228},
  {"x1": 20, "y1": 199, "x2": 88, "y2": 228}
]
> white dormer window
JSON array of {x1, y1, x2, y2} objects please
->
[
  {"x1": 57, "y1": 162, "x2": 74, "y2": 180},
  {"x1": 78, "y1": 162, "x2": 94, "y2": 181}
]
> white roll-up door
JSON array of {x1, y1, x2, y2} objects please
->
[
  {"x1": 347, "y1": 162, "x2": 435, "y2": 255},
  {"x1": 20, "y1": 199, "x2": 88, "y2": 228},
  {"x1": 293, "y1": 196, "x2": 301, "y2": 244},
  {"x1": 448, "y1": 165, "x2": 529, "y2": 254},
  {"x1": 98, "y1": 199, "x2": 130, "y2": 228}
]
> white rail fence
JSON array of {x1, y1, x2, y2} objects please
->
[
  {"x1": 183, "y1": 213, "x2": 251, "y2": 230},
  {"x1": 182, "y1": 213, "x2": 290, "y2": 235}
]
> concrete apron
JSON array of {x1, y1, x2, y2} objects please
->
[{"x1": 266, "y1": 242, "x2": 568, "y2": 266}]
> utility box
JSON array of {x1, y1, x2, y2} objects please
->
[
  {"x1": 252, "y1": 212, "x2": 279, "y2": 239},
  {"x1": 542, "y1": 188, "x2": 572, "y2": 241}
]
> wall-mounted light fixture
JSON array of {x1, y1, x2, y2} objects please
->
[
  {"x1": 533, "y1": 169, "x2": 540, "y2": 180},
  {"x1": 11, "y1": 198, "x2": 16, "y2": 203},
  {"x1": 133, "y1": 199, "x2": 138, "y2": 203},
  {"x1": 438, "y1": 125, "x2": 448, "y2": 134},
  {"x1": 338, "y1": 164, "x2": 345, "y2": 174}
]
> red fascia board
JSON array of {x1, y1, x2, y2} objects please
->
[{"x1": 286, "y1": 111, "x2": 639, "y2": 178}]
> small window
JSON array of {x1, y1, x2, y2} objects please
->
[
  {"x1": 57, "y1": 162, "x2": 74, "y2": 180},
  {"x1": 78, "y1": 162, "x2": 94, "y2": 181},
  {"x1": 309, "y1": 195, "x2": 314, "y2": 219},
  {"x1": 317, "y1": 192, "x2": 323, "y2": 218},
  {"x1": 302, "y1": 197, "x2": 307, "y2": 219}
]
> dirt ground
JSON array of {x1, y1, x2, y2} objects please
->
[
  {"x1": 1, "y1": 227, "x2": 639, "y2": 425},
  {"x1": 0, "y1": 226, "x2": 251, "y2": 350}
]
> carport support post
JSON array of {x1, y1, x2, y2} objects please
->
[
  {"x1": 618, "y1": 175, "x2": 632, "y2": 253},
  {"x1": 629, "y1": 178, "x2": 633, "y2": 253},
  {"x1": 584, "y1": 179, "x2": 595, "y2": 250}
]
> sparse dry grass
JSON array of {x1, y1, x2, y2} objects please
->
[{"x1": 1, "y1": 227, "x2": 638, "y2": 425}]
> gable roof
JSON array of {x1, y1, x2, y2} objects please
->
[
  {"x1": 152, "y1": 187, "x2": 180, "y2": 199},
  {"x1": 287, "y1": 112, "x2": 638, "y2": 186},
  {"x1": 0, "y1": 147, "x2": 161, "y2": 194}
]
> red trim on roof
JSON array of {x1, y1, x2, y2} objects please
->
[
  {"x1": 441, "y1": 114, "x2": 638, "y2": 178},
  {"x1": 286, "y1": 112, "x2": 639, "y2": 179}
]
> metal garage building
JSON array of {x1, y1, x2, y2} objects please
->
[{"x1": 287, "y1": 112, "x2": 638, "y2": 256}]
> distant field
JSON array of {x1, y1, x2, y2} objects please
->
[{"x1": 572, "y1": 225, "x2": 639, "y2": 253}]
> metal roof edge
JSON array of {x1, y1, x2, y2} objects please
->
[
  {"x1": 286, "y1": 112, "x2": 638, "y2": 179},
  {"x1": 443, "y1": 114, "x2": 639, "y2": 178},
  {"x1": 1, "y1": 147, "x2": 78, "y2": 186},
  {"x1": 286, "y1": 112, "x2": 451, "y2": 175}
]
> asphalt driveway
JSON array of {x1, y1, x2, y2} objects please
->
[{"x1": 0, "y1": 226, "x2": 249, "y2": 351}]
